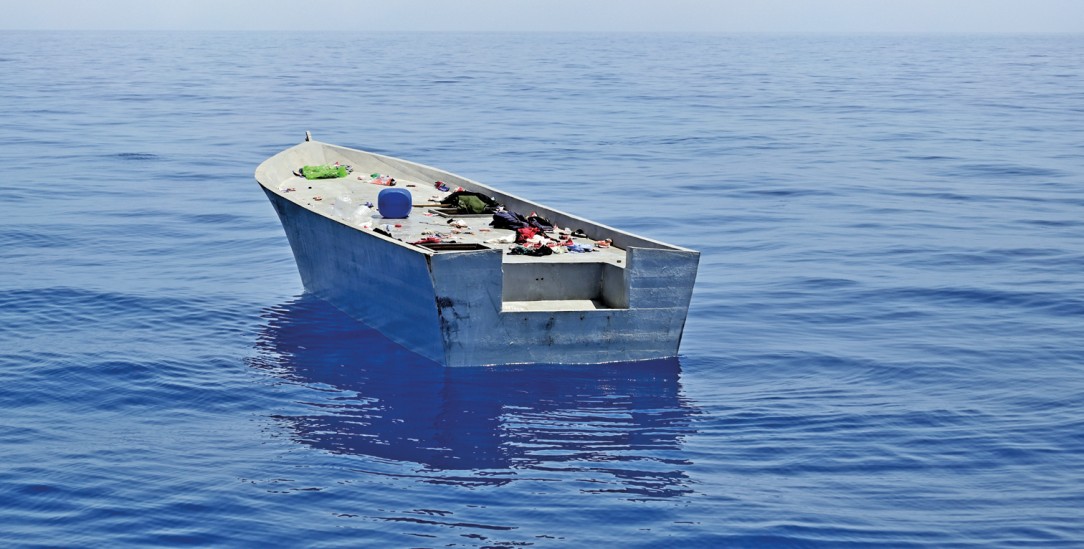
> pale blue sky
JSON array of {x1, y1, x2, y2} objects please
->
[{"x1": 4, "y1": 0, "x2": 1083, "y2": 32}]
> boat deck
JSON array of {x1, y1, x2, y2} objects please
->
[{"x1": 275, "y1": 172, "x2": 628, "y2": 267}]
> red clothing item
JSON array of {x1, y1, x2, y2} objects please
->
[{"x1": 516, "y1": 227, "x2": 540, "y2": 243}]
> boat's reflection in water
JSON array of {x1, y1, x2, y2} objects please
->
[{"x1": 252, "y1": 295, "x2": 700, "y2": 499}]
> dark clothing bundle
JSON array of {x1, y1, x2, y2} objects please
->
[
  {"x1": 490, "y1": 210, "x2": 555, "y2": 231},
  {"x1": 441, "y1": 191, "x2": 501, "y2": 214},
  {"x1": 508, "y1": 245, "x2": 553, "y2": 257}
]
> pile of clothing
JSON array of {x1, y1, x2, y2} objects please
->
[
  {"x1": 491, "y1": 210, "x2": 596, "y2": 256},
  {"x1": 427, "y1": 182, "x2": 603, "y2": 257}
]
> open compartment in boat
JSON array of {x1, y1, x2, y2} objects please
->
[{"x1": 501, "y1": 261, "x2": 628, "y2": 311}]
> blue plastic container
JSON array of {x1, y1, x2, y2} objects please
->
[{"x1": 377, "y1": 187, "x2": 412, "y2": 219}]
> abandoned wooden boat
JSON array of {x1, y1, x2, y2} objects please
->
[{"x1": 255, "y1": 133, "x2": 699, "y2": 367}]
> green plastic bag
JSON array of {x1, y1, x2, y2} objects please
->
[{"x1": 301, "y1": 164, "x2": 348, "y2": 179}]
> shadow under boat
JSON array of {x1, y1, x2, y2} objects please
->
[{"x1": 250, "y1": 295, "x2": 701, "y2": 498}]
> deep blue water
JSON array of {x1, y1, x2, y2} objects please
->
[{"x1": 2, "y1": 31, "x2": 1083, "y2": 547}]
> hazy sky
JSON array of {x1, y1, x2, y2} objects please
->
[{"x1": 4, "y1": 0, "x2": 1084, "y2": 32}]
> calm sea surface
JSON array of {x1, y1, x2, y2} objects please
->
[{"x1": 1, "y1": 31, "x2": 1083, "y2": 547}]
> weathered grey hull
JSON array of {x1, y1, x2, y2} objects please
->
[{"x1": 256, "y1": 138, "x2": 698, "y2": 367}]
